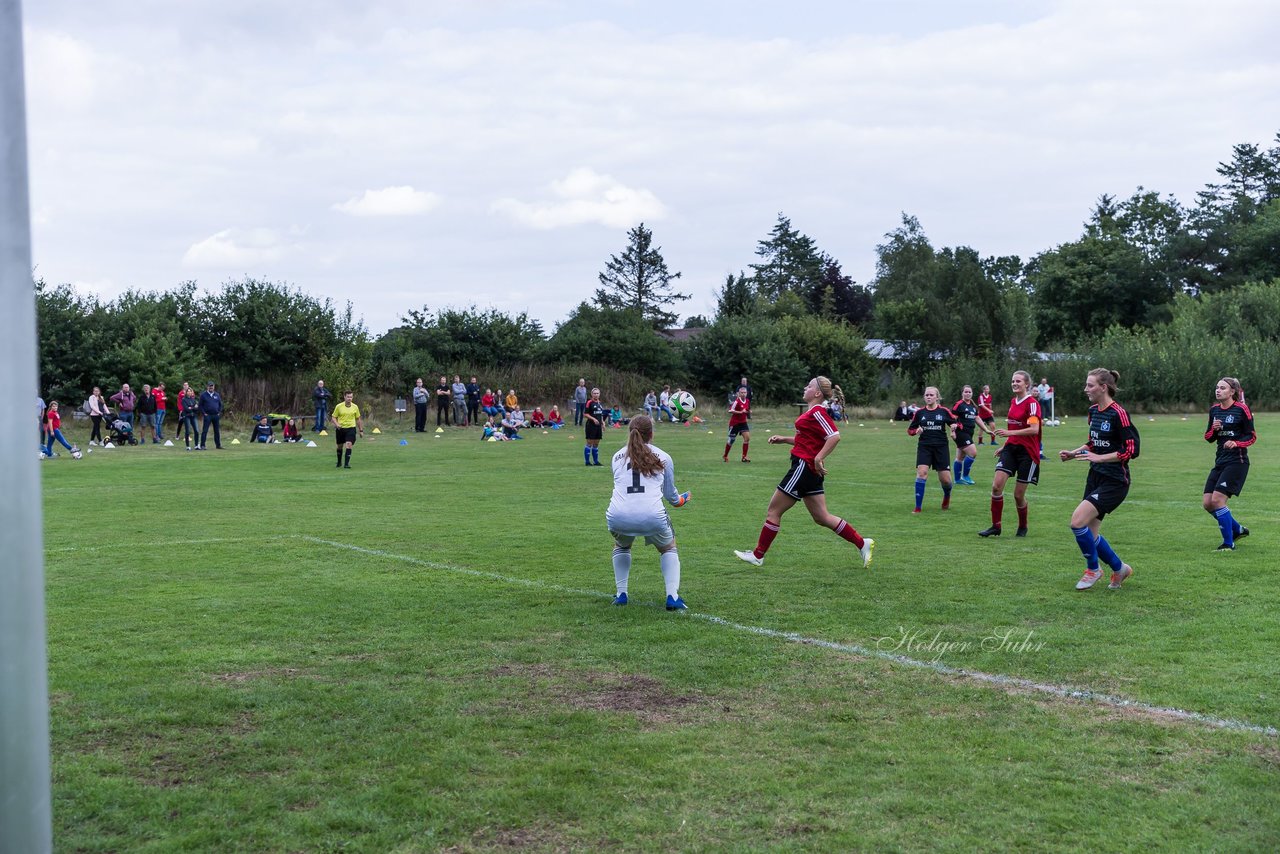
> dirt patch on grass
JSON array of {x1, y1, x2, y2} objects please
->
[
  {"x1": 209, "y1": 667, "x2": 311, "y2": 683},
  {"x1": 444, "y1": 824, "x2": 589, "y2": 852},
  {"x1": 488, "y1": 662, "x2": 703, "y2": 725}
]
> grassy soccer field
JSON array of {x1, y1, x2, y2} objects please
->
[{"x1": 42, "y1": 411, "x2": 1280, "y2": 852}]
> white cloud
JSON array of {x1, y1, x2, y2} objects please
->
[
  {"x1": 181, "y1": 228, "x2": 295, "y2": 268},
  {"x1": 332, "y1": 186, "x2": 441, "y2": 217},
  {"x1": 492, "y1": 168, "x2": 667, "y2": 230}
]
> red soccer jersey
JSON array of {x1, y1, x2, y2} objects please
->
[
  {"x1": 792, "y1": 404, "x2": 838, "y2": 463},
  {"x1": 1004, "y1": 395, "x2": 1041, "y2": 452},
  {"x1": 729, "y1": 398, "x2": 750, "y2": 427},
  {"x1": 153, "y1": 389, "x2": 167, "y2": 411},
  {"x1": 978, "y1": 391, "x2": 994, "y2": 419}
]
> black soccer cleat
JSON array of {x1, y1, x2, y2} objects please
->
[
  {"x1": 1015, "y1": 528, "x2": 1028, "y2": 538},
  {"x1": 1235, "y1": 527, "x2": 1250, "y2": 540},
  {"x1": 1216, "y1": 542, "x2": 1235, "y2": 551},
  {"x1": 978, "y1": 525, "x2": 1002, "y2": 538}
]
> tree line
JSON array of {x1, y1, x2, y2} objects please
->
[{"x1": 37, "y1": 132, "x2": 1280, "y2": 410}]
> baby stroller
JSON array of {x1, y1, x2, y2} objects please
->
[{"x1": 107, "y1": 418, "x2": 139, "y2": 446}]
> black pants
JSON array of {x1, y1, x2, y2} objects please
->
[
  {"x1": 437, "y1": 398, "x2": 450, "y2": 425},
  {"x1": 90, "y1": 415, "x2": 103, "y2": 443},
  {"x1": 200, "y1": 415, "x2": 222, "y2": 448},
  {"x1": 415, "y1": 402, "x2": 427, "y2": 432},
  {"x1": 467, "y1": 399, "x2": 479, "y2": 425}
]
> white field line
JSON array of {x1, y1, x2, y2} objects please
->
[
  {"x1": 303, "y1": 536, "x2": 1277, "y2": 738},
  {"x1": 45, "y1": 535, "x2": 288, "y2": 554}
]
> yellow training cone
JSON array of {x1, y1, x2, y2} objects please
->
[
  {"x1": 231, "y1": 438, "x2": 241, "y2": 445},
  {"x1": 319, "y1": 429, "x2": 328, "y2": 435},
  {"x1": 372, "y1": 427, "x2": 382, "y2": 434},
  {"x1": 435, "y1": 427, "x2": 444, "y2": 433}
]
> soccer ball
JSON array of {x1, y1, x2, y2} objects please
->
[
  {"x1": 672, "y1": 391, "x2": 696, "y2": 416},
  {"x1": 71, "y1": 449, "x2": 83, "y2": 460}
]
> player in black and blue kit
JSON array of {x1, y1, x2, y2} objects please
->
[
  {"x1": 1202, "y1": 377, "x2": 1255, "y2": 551},
  {"x1": 908, "y1": 387, "x2": 957, "y2": 513},
  {"x1": 1058, "y1": 368, "x2": 1137, "y2": 591},
  {"x1": 950, "y1": 385, "x2": 995, "y2": 486}
]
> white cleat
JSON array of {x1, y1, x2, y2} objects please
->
[
  {"x1": 859, "y1": 538, "x2": 875, "y2": 568},
  {"x1": 733, "y1": 549, "x2": 764, "y2": 567}
]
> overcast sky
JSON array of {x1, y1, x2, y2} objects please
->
[{"x1": 23, "y1": 0, "x2": 1280, "y2": 335}]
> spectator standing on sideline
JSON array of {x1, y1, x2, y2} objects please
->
[
  {"x1": 435, "y1": 375, "x2": 451, "y2": 426},
  {"x1": 412, "y1": 378, "x2": 428, "y2": 432},
  {"x1": 87, "y1": 386, "x2": 109, "y2": 446},
  {"x1": 136, "y1": 384, "x2": 158, "y2": 443},
  {"x1": 179, "y1": 385, "x2": 200, "y2": 450},
  {"x1": 152, "y1": 383, "x2": 167, "y2": 442},
  {"x1": 331, "y1": 391, "x2": 364, "y2": 469},
  {"x1": 452, "y1": 375, "x2": 468, "y2": 426},
  {"x1": 110, "y1": 383, "x2": 137, "y2": 429},
  {"x1": 573, "y1": 378, "x2": 588, "y2": 426},
  {"x1": 312, "y1": 380, "x2": 332, "y2": 433},
  {"x1": 466, "y1": 376, "x2": 481, "y2": 426},
  {"x1": 199, "y1": 381, "x2": 224, "y2": 450}
]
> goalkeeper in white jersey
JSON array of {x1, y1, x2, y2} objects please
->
[{"x1": 605, "y1": 414, "x2": 691, "y2": 611}]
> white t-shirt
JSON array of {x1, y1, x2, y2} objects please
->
[{"x1": 606, "y1": 443, "x2": 680, "y2": 535}]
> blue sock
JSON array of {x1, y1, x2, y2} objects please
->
[
  {"x1": 1072, "y1": 526, "x2": 1099, "y2": 570},
  {"x1": 963, "y1": 456, "x2": 974, "y2": 478},
  {"x1": 1214, "y1": 507, "x2": 1236, "y2": 546},
  {"x1": 1094, "y1": 535, "x2": 1123, "y2": 572},
  {"x1": 914, "y1": 478, "x2": 926, "y2": 510},
  {"x1": 584, "y1": 445, "x2": 591, "y2": 464},
  {"x1": 952, "y1": 460, "x2": 961, "y2": 481},
  {"x1": 592, "y1": 446, "x2": 599, "y2": 464}
]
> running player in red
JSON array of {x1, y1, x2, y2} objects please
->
[
  {"x1": 724, "y1": 386, "x2": 752, "y2": 463},
  {"x1": 1058, "y1": 368, "x2": 1137, "y2": 590},
  {"x1": 977, "y1": 384, "x2": 997, "y2": 446},
  {"x1": 734, "y1": 377, "x2": 874, "y2": 568},
  {"x1": 951, "y1": 385, "x2": 995, "y2": 485},
  {"x1": 1203, "y1": 377, "x2": 1255, "y2": 551},
  {"x1": 978, "y1": 371, "x2": 1042, "y2": 538},
  {"x1": 908, "y1": 387, "x2": 956, "y2": 513}
]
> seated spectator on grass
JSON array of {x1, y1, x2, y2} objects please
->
[
  {"x1": 610, "y1": 405, "x2": 629, "y2": 426},
  {"x1": 508, "y1": 407, "x2": 528, "y2": 428},
  {"x1": 283, "y1": 418, "x2": 301, "y2": 443},
  {"x1": 500, "y1": 412, "x2": 523, "y2": 439},
  {"x1": 249, "y1": 416, "x2": 274, "y2": 443},
  {"x1": 547, "y1": 405, "x2": 564, "y2": 427},
  {"x1": 530, "y1": 406, "x2": 546, "y2": 427}
]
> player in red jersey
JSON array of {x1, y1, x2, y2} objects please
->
[
  {"x1": 734, "y1": 377, "x2": 874, "y2": 568},
  {"x1": 977, "y1": 384, "x2": 997, "y2": 446},
  {"x1": 978, "y1": 370, "x2": 1042, "y2": 538},
  {"x1": 724, "y1": 386, "x2": 752, "y2": 462}
]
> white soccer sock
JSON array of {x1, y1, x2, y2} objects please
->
[
  {"x1": 660, "y1": 549, "x2": 681, "y2": 598},
  {"x1": 612, "y1": 547, "x2": 631, "y2": 594}
]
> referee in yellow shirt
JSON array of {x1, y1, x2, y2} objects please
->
[{"x1": 330, "y1": 391, "x2": 364, "y2": 469}]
